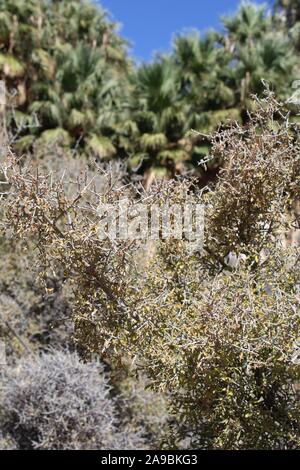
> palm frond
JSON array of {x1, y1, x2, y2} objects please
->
[
  {"x1": 0, "y1": 53, "x2": 25, "y2": 78},
  {"x1": 87, "y1": 134, "x2": 116, "y2": 159},
  {"x1": 37, "y1": 128, "x2": 71, "y2": 147},
  {"x1": 68, "y1": 109, "x2": 86, "y2": 129},
  {"x1": 158, "y1": 149, "x2": 189, "y2": 163},
  {"x1": 14, "y1": 134, "x2": 36, "y2": 152},
  {"x1": 140, "y1": 133, "x2": 168, "y2": 152},
  {"x1": 32, "y1": 49, "x2": 55, "y2": 78}
]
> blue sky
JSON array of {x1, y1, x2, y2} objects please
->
[{"x1": 97, "y1": 0, "x2": 273, "y2": 62}]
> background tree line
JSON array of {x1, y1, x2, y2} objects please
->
[{"x1": 0, "y1": 0, "x2": 299, "y2": 181}]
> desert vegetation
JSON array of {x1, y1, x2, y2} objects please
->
[{"x1": 0, "y1": 0, "x2": 300, "y2": 450}]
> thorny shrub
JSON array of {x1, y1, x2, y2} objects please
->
[{"x1": 1, "y1": 93, "x2": 300, "y2": 448}]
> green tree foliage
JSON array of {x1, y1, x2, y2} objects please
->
[
  {"x1": 0, "y1": 0, "x2": 131, "y2": 154},
  {"x1": 0, "y1": 0, "x2": 299, "y2": 176},
  {"x1": 126, "y1": 58, "x2": 192, "y2": 181},
  {"x1": 275, "y1": 0, "x2": 300, "y2": 27}
]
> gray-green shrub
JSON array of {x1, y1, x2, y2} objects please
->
[{"x1": 0, "y1": 350, "x2": 145, "y2": 449}]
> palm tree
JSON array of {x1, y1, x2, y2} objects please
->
[
  {"x1": 173, "y1": 32, "x2": 237, "y2": 128},
  {"x1": 0, "y1": 0, "x2": 131, "y2": 156},
  {"x1": 222, "y1": 2, "x2": 271, "y2": 47},
  {"x1": 47, "y1": 0, "x2": 129, "y2": 65},
  {"x1": 275, "y1": 0, "x2": 300, "y2": 27},
  {"x1": 128, "y1": 57, "x2": 193, "y2": 184},
  {"x1": 221, "y1": 3, "x2": 297, "y2": 110},
  {"x1": 274, "y1": 1, "x2": 300, "y2": 52},
  {"x1": 0, "y1": 0, "x2": 41, "y2": 107},
  {"x1": 0, "y1": 0, "x2": 299, "y2": 180},
  {"x1": 22, "y1": 41, "x2": 129, "y2": 157}
]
